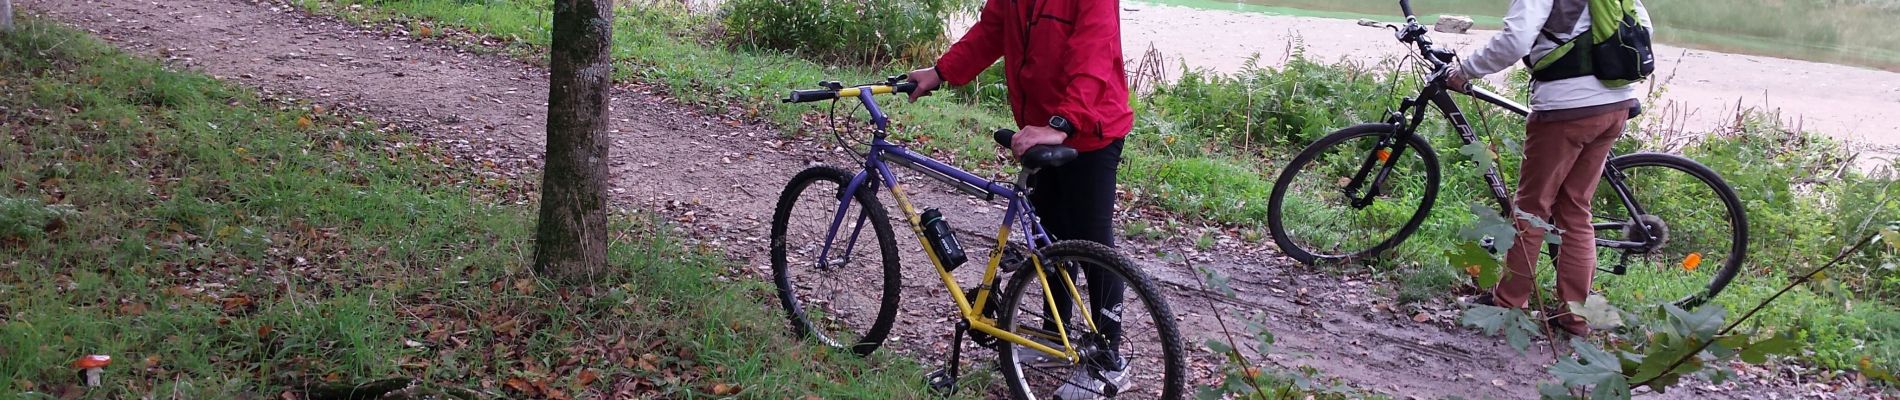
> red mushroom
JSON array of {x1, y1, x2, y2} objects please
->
[{"x1": 72, "y1": 355, "x2": 110, "y2": 387}]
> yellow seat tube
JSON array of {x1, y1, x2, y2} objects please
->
[{"x1": 967, "y1": 225, "x2": 1013, "y2": 321}]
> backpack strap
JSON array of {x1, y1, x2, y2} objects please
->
[{"x1": 1541, "y1": 0, "x2": 1588, "y2": 43}]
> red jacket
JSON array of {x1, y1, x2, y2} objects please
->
[{"x1": 935, "y1": 0, "x2": 1131, "y2": 153}]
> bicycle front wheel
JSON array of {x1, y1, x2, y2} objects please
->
[
  {"x1": 1591, "y1": 153, "x2": 1747, "y2": 310},
  {"x1": 1268, "y1": 124, "x2": 1442, "y2": 265},
  {"x1": 996, "y1": 241, "x2": 1186, "y2": 400},
  {"x1": 770, "y1": 166, "x2": 902, "y2": 356}
]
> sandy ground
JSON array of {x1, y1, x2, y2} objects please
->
[{"x1": 1110, "y1": 2, "x2": 1900, "y2": 151}]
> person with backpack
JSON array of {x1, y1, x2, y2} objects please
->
[
  {"x1": 1448, "y1": 0, "x2": 1653, "y2": 336},
  {"x1": 903, "y1": 0, "x2": 1134, "y2": 396}
]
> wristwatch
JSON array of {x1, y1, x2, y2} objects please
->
[{"x1": 1048, "y1": 115, "x2": 1076, "y2": 135}]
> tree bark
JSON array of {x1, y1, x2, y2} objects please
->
[
  {"x1": 534, "y1": 0, "x2": 614, "y2": 281},
  {"x1": 2, "y1": 0, "x2": 15, "y2": 33}
]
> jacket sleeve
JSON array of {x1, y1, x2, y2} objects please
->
[
  {"x1": 1049, "y1": 0, "x2": 1121, "y2": 137},
  {"x1": 935, "y1": 0, "x2": 1006, "y2": 85},
  {"x1": 1634, "y1": 0, "x2": 1652, "y2": 27},
  {"x1": 1459, "y1": 0, "x2": 1552, "y2": 78}
]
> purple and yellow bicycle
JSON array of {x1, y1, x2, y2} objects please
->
[{"x1": 772, "y1": 77, "x2": 1186, "y2": 399}]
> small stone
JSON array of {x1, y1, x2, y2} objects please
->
[{"x1": 1435, "y1": 15, "x2": 1475, "y2": 34}]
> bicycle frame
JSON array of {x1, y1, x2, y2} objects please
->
[
  {"x1": 1367, "y1": 71, "x2": 1663, "y2": 253},
  {"x1": 815, "y1": 87, "x2": 1094, "y2": 361}
]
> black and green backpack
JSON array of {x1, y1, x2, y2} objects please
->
[{"x1": 1524, "y1": 0, "x2": 1654, "y2": 87}]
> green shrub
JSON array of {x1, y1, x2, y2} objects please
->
[
  {"x1": 1149, "y1": 55, "x2": 1403, "y2": 150},
  {"x1": 721, "y1": 0, "x2": 959, "y2": 65}
]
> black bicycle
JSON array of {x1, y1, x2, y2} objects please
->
[{"x1": 1266, "y1": 0, "x2": 1748, "y2": 310}]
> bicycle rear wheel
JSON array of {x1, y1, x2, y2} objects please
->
[
  {"x1": 1590, "y1": 153, "x2": 1747, "y2": 311},
  {"x1": 995, "y1": 241, "x2": 1186, "y2": 399},
  {"x1": 1268, "y1": 124, "x2": 1441, "y2": 265},
  {"x1": 770, "y1": 166, "x2": 902, "y2": 356}
]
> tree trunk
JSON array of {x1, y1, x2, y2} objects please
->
[
  {"x1": 534, "y1": 0, "x2": 614, "y2": 281},
  {"x1": 2, "y1": 0, "x2": 15, "y2": 33}
]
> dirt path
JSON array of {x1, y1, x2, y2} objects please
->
[
  {"x1": 1114, "y1": 3, "x2": 1900, "y2": 152},
  {"x1": 19, "y1": 0, "x2": 1856, "y2": 397}
]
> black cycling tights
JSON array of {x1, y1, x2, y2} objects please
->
[{"x1": 1032, "y1": 139, "x2": 1126, "y2": 347}]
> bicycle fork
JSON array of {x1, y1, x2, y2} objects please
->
[{"x1": 1345, "y1": 135, "x2": 1410, "y2": 209}]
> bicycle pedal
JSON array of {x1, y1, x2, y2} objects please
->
[
  {"x1": 924, "y1": 368, "x2": 958, "y2": 395},
  {"x1": 1605, "y1": 264, "x2": 1628, "y2": 275}
]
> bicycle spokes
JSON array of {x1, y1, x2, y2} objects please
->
[
  {"x1": 1272, "y1": 126, "x2": 1438, "y2": 263},
  {"x1": 1589, "y1": 157, "x2": 1745, "y2": 310}
]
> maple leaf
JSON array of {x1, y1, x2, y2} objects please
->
[
  {"x1": 1549, "y1": 338, "x2": 1629, "y2": 399},
  {"x1": 1445, "y1": 241, "x2": 1500, "y2": 288},
  {"x1": 1567, "y1": 294, "x2": 1625, "y2": 330}
]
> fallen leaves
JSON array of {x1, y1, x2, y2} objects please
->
[
  {"x1": 503, "y1": 377, "x2": 533, "y2": 393},
  {"x1": 576, "y1": 369, "x2": 600, "y2": 387},
  {"x1": 119, "y1": 301, "x2": 149, "y2": 316}
]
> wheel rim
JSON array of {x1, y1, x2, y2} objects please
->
[
  {"x1": 776, "y1": 175, "x2": 886, "y2": 350},
  {"x1": 1590, "y1": 160, "x2": 1744, "y2": 311},
  {"x1": 1276, "y1": 132, "x2": 1434, "y2": 262},
  {"x1": 1001, "y1": 257, "x2": 1176, "y2": 399}
]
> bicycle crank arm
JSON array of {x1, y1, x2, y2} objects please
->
[{"x1": 1598, "y1": 252, "x2": 1633, "y2": 275}]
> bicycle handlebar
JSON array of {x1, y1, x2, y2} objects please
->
[
  {"x1": 1399, "y1": 0, "x2": 1415, "y2": 19},
  {"x1": 783, "y1": 78, "x2": 919, "y2": 104}
]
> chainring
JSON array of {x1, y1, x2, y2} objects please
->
[{"x1": 1624, "y1": 214, "x2": 1670, "y2": 252}]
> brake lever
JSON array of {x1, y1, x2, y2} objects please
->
[{"x1": 1355, "y1": 19, "x2": 1401, "y2": 32}]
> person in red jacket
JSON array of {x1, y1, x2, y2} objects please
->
[{"x1": 907, "y1": 0, "x2": 1134, "y2": 395}]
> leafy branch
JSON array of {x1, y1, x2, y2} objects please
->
[{"x1": 1627, "y1": 230, "x2": 1880, "y2": 388}]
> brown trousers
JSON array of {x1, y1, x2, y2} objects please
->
[{"x1": 1494, "y1": 108, "x2": 1627, "y2": 331}]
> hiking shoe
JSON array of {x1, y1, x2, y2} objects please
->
[
  {"x1": 1546, "y1": 314, "x2": 1591, "y2": 337},
  {"x1": 1052, "y1": 354, "x2": 1132, "y2": 399},
  {"x1": 1465, "y1": 292, "x2": 1499, "y2": 307},
  {"x1": 1013, "y1": 336, "x2": 1069, "y2": 367}
]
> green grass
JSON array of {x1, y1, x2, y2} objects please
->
[
  {"x1": 1139, "y1": 0, "x2": 1900, "y2": 72},
  {"x1": 0, "y1": 19, "x2": 954, "y2": 399},
  {"x1": 286, "y1": 0, "x2": 1900, "y2": 383}
]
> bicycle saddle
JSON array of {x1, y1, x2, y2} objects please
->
[{"x1": 993, "y1": 129, "x2": 1078, "y2": 169}]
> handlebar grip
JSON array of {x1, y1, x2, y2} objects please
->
[
  {"x1": 1399, "y1": 0, "x2": 1415, "y2": 17},
  {"x1": 993, "y1": 129, "x2": 1015, "y2": 148},
  {"x1": 783, "y1": 89, "x2": 837, "y2": 104},
  {"x1": 894, "y1": 81, "x2": 919, "y2": 94}
]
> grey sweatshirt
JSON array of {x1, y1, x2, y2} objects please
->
[{"x1": 1458, "y1": 0, "x2": 1653, "y2": 111}]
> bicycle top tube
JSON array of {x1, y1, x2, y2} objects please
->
[{"x1": 786, "y1": 78, "x2": 1061, "y2": 248}]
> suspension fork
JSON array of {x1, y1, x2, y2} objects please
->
[
  {"x1": 817, "y1": 168, "x2": 882, "y2": 269},
  {"x1": 1346, "y1": 98, "x2": 1429, "y2": 208}
]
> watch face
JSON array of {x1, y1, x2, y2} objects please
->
[{"x1": 1050, "y1": 116, "x2": 1071, "y2": 131}]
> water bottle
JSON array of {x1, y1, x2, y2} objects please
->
[{"x1": 921, "y1": 208, "x2": 968, "y2": 270}]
